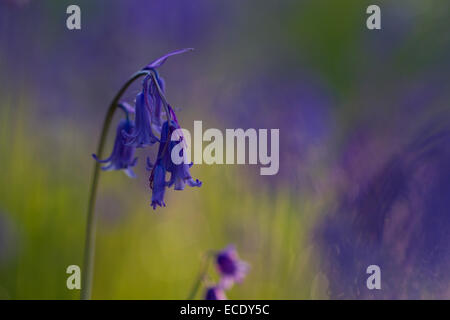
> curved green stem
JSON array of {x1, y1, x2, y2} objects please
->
[
  {"x1": 80, "y1": 70, "x2": 150, "y2": 300},
  {"x1": 187, "y1": 251, "x2": 214, "y2": 300}
]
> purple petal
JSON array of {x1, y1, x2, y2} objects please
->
[
  {"x1": 92, "y1": 153, "x2": 111, "y2": 164},
  {"x1": 144, "y1": 48, "x2": 194, "y2": 70},
  {"x1": 118, "y1": 102, "x2": 135, "y2": 114},
  {"x1": 124, "y1": 168, "x2": 136, "y2": 178},
  {"x1": 146, "y1": 157, "x2": 154, "y2": 171}
]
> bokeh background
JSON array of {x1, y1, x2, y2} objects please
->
[{"x1": 0, "y1": 0, "x2": 449, "y2": 299}]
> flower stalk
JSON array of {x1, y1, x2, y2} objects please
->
[
  {"x1": 187, "y1": 252, "x2": 213, "y2": 300},
  {"x1": 81, "y1": 70, "x2": 150, "y2": 300}
]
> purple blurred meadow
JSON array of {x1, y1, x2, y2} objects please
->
[{"x1": 0, "y1": 0, "x2": 449, "y2": 299}]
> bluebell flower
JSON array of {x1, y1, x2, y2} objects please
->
[
  {"x1": 148, "y1": 120, "x2": 201, "y2": 209},
  {"x1": 147, "y1": 121, "x2": 172, "y2": 209},
  {"x1": 149, "y1": 160, "x2": 167, "y2": 209},
  {"x1": 167, "y1": 162, "x2": 202, "y2": 190},
  {"x1": 204, "y1": 286, "x2": 227, "y2": 300},
  {"x1": 123, "y1": 92, "x2": 159, "y2": 148},
  {"x1": 147, "y1": 72, "x2": 165, "y2": 128},
  {"x1": 95, "y1": 49, "x2": 198, "y2": 209},
  {"x1": 142, "y1": 48, "x2": 193, "y2": 129},
  {"x1": 215, "y1": 245, "x2": 249, "y2": 289},
  {"x1": 93, "y1": 119, "x2": 138, "y2": 178},
  {"x1": 165, "y1": 118, "x2": 202, "y2": 190},
  {"x1": 141, "y1": 48, "x2": 192, "y2": 126}
]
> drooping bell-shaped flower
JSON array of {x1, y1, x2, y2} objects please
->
[
  {"x1": 91, "y1": 49, "x2": 198, "y2": 210},
  {"x1": 215, "y1": 245, "x2": 249, "y2": 289},
  {"x1": 93, "y1": 119, "x2": 138, "y2": 178},
  {"x1": 149, "y1": 160, "x2": 167, "y2": 209},
  {"x1": 167, "y1": 158, "x2": 202, "y2": 190},
  {"x1": 142, "y1": 48, "x2": 192, "y2": 129},
  {"x1": 163, "y1": 118, "x2": 202, "y2": 190},
  {"x1": 147, "y1": 119, "x2": 201, "y2": 209},
  {"x1": 147, "y1": 120, "x2": 172, "y2": 209},
  {"x1": 123, "y1": 92, "x2": 159, "y2": 148},
  {"x1": 147, "y1": 73, "x2": 165, "y2": 128},
  {"x1": 204, "y1": 286, "x2": 227, "y2": 300}
]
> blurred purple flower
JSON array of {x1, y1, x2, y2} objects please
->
[
  {"x1": 317, "y1": 128, "x2": 450, "y2": 299},
  {"x1": 217, "y1": 71, "x2": 334, "y2": 188},
  {"x1": 93, "y1": 119, "x2": 138, "y2": 178},
  {"x1": 215, "y1": 245, "x2": 249, "y2": 289},
  {"x1": 205, "y1": 286, "x2": 227, "y2": 300}
]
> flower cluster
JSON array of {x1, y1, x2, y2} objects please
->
[
  {"x1": 93, "y1": 49, "x2": 201, "y2": 209},
  {"x1": 204, "y1": 245, "x2": 249, "y2": 300}
]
